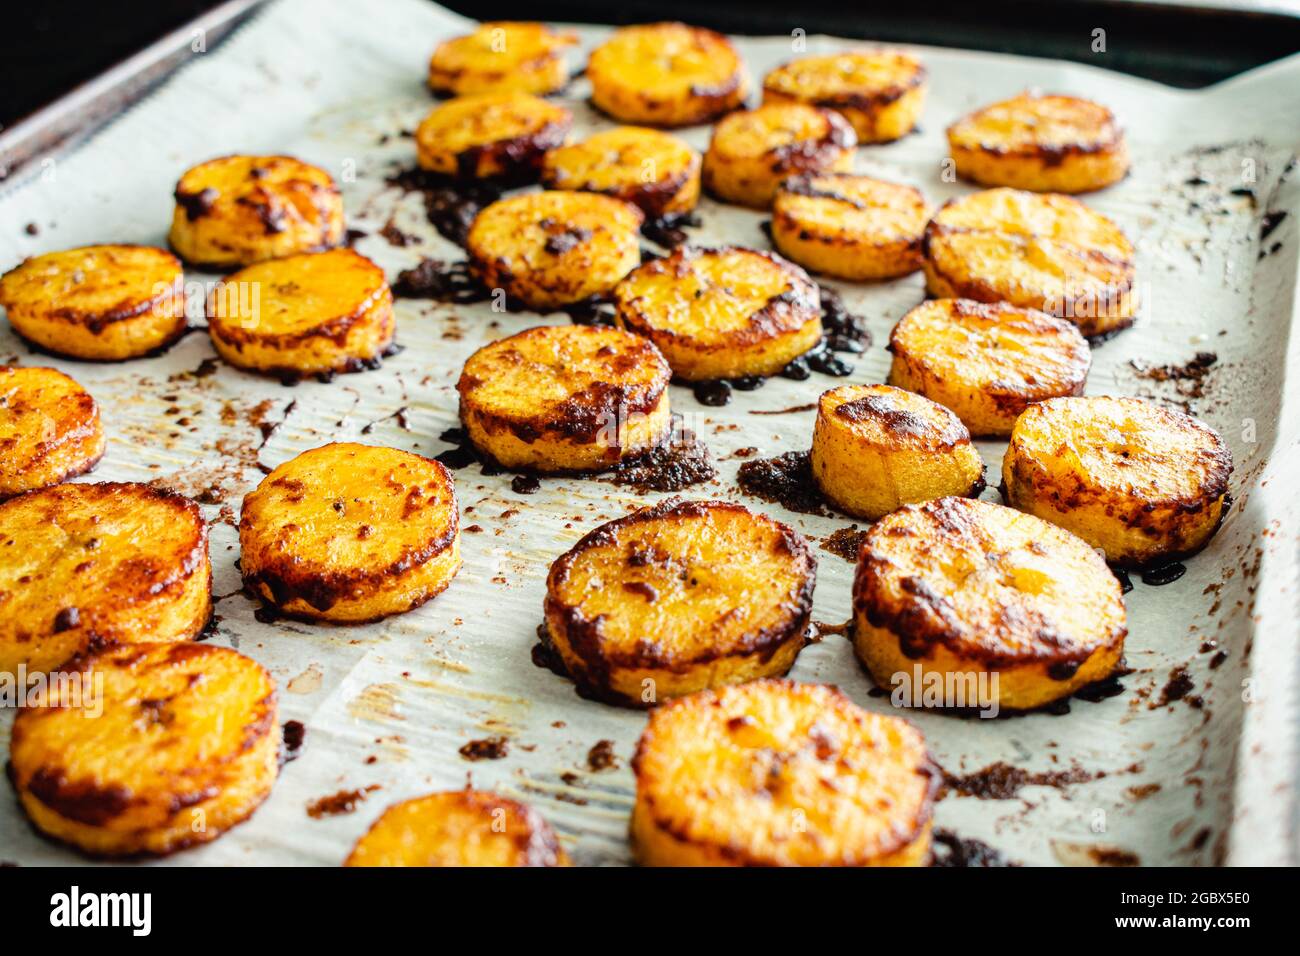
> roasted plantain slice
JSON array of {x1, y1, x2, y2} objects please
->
[
  {"x1": 1002, "y1": 396, "x2": 1232, "y2": 568},
  {"x1": 0, "y1": 482, "x2": 210, "y2": 678},
  {"x1": 0, "y1": 366, "x2": 105, "y2": 500},
  {"x1": 947, "y1": 93, "x2": 1129, "y2": 193},
  {"x1": 544, "y1": 498, "x2": 816, "y2": 706},
  {"x1": 206, "y1": 248, "x2": 394, "y2": 382},
  {"x1": 466, "y1": 191, "x2": 643, "y2": 311},
  {"x1": 457, "y1": 324, "x2": 671, "y2": 473},
  {"x1": 541, "y1": 126, "x2": 701, "y2": 219},
  {"x1": 168, "y1": 155, "x2": 344, "y2": 269},
  {"x1": 922, "y1": 187, "x2": 1137, "y2": 339},
  {"x1": 428, "y1": 21, "x2": 578, "y2": 96},
  {"x1": 415, "y1": 91, "x2": 572, "y2": 181},
  {"x1": 631, "y1": 679, "x2": 936, "y2": 866},
  {"x1": 762, "y1": 50, "x2": 926, "y2": 144},
  {"x1": 345, "y1": 790, "x2": 569, "y2": 867},
  {"x1": 703, "y1": 103, "x2": 856, "y2": 209},
  {"x1": 887, "y1": 298, "x2": 1090, "y2": 437},
  {"x1": 811, "y1": 383, "x2": 985, "y2": 520},
  {"x1": 771, "y1": 173, "x2": 929, "y2": 280},
  {"x1": 614, "y1": 245, "x2": 822, "y2": 380},
  {"x1": 9, "y1": 642, "x2": 278, "y2": 857},
  {"x1": 587, "y1": 22, "x2": 749, "y2": 128},
  {"x1": 0, "y1": 244, "x2": 186, "y2": 361},
  {"x1": 240, "y1": 443, "x2": 461, "y2": 623},
  {"x1": 853, "y1": 496, "x2": 1127, "y2": 712}
]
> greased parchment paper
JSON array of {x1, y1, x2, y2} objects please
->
[{"x1": 0, "y1": 0, "x2": 1297, "y2": 866}]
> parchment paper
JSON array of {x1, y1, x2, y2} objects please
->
[{"x1": 1, "y1": 0, "x2": 1297, "y2": 866}]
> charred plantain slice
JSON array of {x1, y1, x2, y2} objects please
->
[
  {"x1": 922, "y1": 187, "x2": 1137, "y2": 338},
  {"x1": 762, "y1": 50, "x2": 927, "y2": 144},
  {"x1": 239, "y1": 442, "x2": 461, "y2": 623},
  {"x1": 853, "y1": 496, "x2": 1127, "y2": 712},
  {"x1": 415, "y1": 91, "x2": 572, "y2": 181},
  {"x1": 457, "y1": 324, "x2": 671, "y2": 473},
  {"x1": 887, "y1": 298, "x2": 1090, "y2": 437},
  {"x1": 429, "y1": 21, "x2": 578, "y2": 97},
  {"x1": 542, "y1": 126, "x2": 701, "y2": 219},
  {"x1": 206, "y1": 248, "x2": 394, "y2": 381},
  {"x1": 466, "y1": 191, "x2": 643, "y2": 311},
  {"x1": 345, "y1": 790, "x2": 569, "y2": 866},
  {"x1": 544, "y1": 498, "x2": 816, "y2": 706},
  {"x1": 0, "y1": 366, "x2": 105, "y2": 499},
  {"x1": 0, "y1": 482, "x2": 210, "y2": 678},
  {"x1": 947, "y1": 93, "x2": 1129, "y2": 194},
  {"x1": 811, "y1": 383, "x2": 985, "y2": 520},
  {"x1": 168, "y1": 155, "x2": 344, "y2": 269},
  {"x1": 771, "y1": 173, "x2": 930, "y2": 280},
  {"x1": 9, "y1": 642, "x2": 278, "y2": 857},
  {"x1": 703, "y1": 102, "x2": 856, "y2": 209},
  {"x1": 1002, "y1": 395, "x2": 1232, "y2": 568},
  {"x1": 632, "y1": 679, "x2": 936, "y2": 866},
  {"x1": 0, "y1": 244, "x2": 185, "y2": 361},
  {"x1": 614, "y1": 245, "x2": 822, "y2": 381},
  {"x1": 587, "y1": 22, "x2": 749, "y2": 128}
]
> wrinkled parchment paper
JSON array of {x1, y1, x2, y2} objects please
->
[{"x1": 1, "y1": 0, "x2": 1297, "y2": 866}]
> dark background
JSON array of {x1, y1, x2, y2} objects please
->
[{"x1": 2, "y1": 0, "x2": 1298, "y2": 129}]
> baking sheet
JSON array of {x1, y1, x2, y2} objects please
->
[{"x1": 1, "y1": 0, "x2": 1298, "y2": 867}]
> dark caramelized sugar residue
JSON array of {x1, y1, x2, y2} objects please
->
[
  {"x1": 392, "y1": 257, "x2": 488, "y2": 303},
  {"x1": 512, "y1": 474, "x2": 541, "y2": 494},
  {"x1": 776, "y1": 287, "x2": 872, "y2": 381},
  {"x1": 586, "y1": 739, "x2": 618, "y2": 771},
  {"x1": 385, "y1": 166, "x2": 502, "y2": 247},
  {"x1": 1140, "y1": 562, "x2": 1187, "y2": 587},
  {"x1": 1156, "y1": 665, "x2": 1195, "y2": 707},
  {"x1": 941, "y1": 761, "x2": 1098, "y2": 800},
  {"x1": 306, "y1": 785, "x2": 379, "y2": 819},
  {"x1": 819, "y1": 288, "x2": 872, "y2": 353},
  {"x1": 821, "y1": 526, "x2": 866, "y2": 563},
  {"x1": 281, "y1": 720, "x2": 306, "y2": 764},
  {"x1": 1072, "y1": 665, "x2": 1132, "y2": 703},
  {"x1": 1130, "y1": 351, "x2": 1217, "y2": 413},
  {"x1": 434, "y1": 427, "x2": 482, "y2": 471},
  {"x1": 603, "y1": 418, "x2": 717, "y2": 492},
  {"x1": 564, "y1": 296, "x2": 617, "y2": 326},
  {"x1": 459, "y1": 736, "x2": 510, "y2": 761},
  {"x1": 931, "y1": 829, "x2": 1019, "y2": 867},
  {"x1": 736, "y1": 450, "x2": 832, "y2": 516},
  {"x1": 641, "y1": 212, "x2": 701, "y2": 248},
  {"x1": 531, "y1": 623, "x2": 569, "y2": 677}
]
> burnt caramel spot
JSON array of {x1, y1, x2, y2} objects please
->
[
  {"x1": 26, "y1": 768, "x2": 133, "y2": 826},
  {"x1": 835, "y1": 394, "x2": 932, "y2": 435},
  {"x1": 941, "y1": 760, "x2": 1098, "y2": 800},
  {"x1": 543, "y1": 225, "x2": 593, "y2": 256},
  {"x1": 622, "y1": 581, "x2": 658, "y2": 601},
  {"x1": 511, "y1": 474, "x2": 541, "y2": 494},
  {"x1": 587, "y1": 739, "x2": 618, "y2": 771},
  {"x1": 306, "y1": 785, "x2": 379, "y2": 818},
  {"x1": 459, "y1": 736, "x2": 510, "y2": 761},
  {"x1": 281, "y1": 720, "x2": 306, "y2": 764},
  {"x1": 52, "y1": 607, "x2": 80, "y2": 632},
  {"x1": 821, "y1": 527, "x2": 866, "y2": 563},
  {"x1": 176, "y1": 187, "x2": 218, "y2": 221}
]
